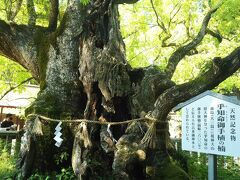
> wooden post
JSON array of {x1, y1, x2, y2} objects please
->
[
  {"x1": 0, "y1": 131, "x2": 21, "y2": 155},
  {"x1": 208, "y1": 154, "x2": 217, "y2": 180},
  {"x1": 14, "y1": 131, "x2": 22, "y2": 156},
  {"x1": 5, "y1": 134, "x2": 11, "y2": 153},
  {"x1": 0, "y1": 107, "x2": 3, "y2": 121}
]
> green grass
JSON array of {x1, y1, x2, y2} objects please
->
[
  {"x1": 0, "y1": 149, "x2": 17, "y2": 179},
  {"x1": 1, "y1": 138, "x2": 240, "y2": 179},
  {"x1": 175, "y1": 150, "x2": 240, "y2": 180}
]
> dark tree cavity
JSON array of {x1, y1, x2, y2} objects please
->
[{"x1": 0, "y1": 0, "x2": 240, "y2": 179}]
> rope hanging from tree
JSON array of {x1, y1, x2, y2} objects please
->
[
  {"x1": 27, "y1": 113, "x2": 168, "y2": 149},
  {"x1": 27, "y1": 113, "x2": 161, "y2": 125}
]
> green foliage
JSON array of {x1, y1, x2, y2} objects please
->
[
  {"x1": 174, "y1": 150, "x2": 240, "y2": 179},
  {"x1": 29, "y1": 167, "x2": 76, "y2": 180},
  {"x1": 216, "y1": 73, "x2": 240, "y2": 94},
  {"x1": 0, "y1": 0, "x2": 238, "y2": 93},
  {"x1": 0, "y1": 56, "x2": 34, "y2": 97},
  {"x1": 54, "y1": 151, "x2": 69, "y2": 165},
  {"x1": 120, "y1": 0, "x2": 205, "y2": 68},
  {"x1": 57, "y1": 168, "x2": 76, "y2": 180},
  {"x1": 0, "y1": 151, "x2": 16, "y2": 179},
  {"x1": 0, "y1": 0, "x2": 67, "y2": 27},
  {"x1": 0, "y1": 140, "x2": 17, "y2": 179},
  {"x1": 119, "y1": 0, "x2": 240, "y2": 92},
  {"x1": 80, "y1": 0, "x2": 90, "y2": 5},
  {"x1": 214, "y1": 0, "x2": 240, "y2": 40}
]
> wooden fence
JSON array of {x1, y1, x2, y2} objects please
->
[{"x1": 0, "y1": 130, "x2": 23, "y2": 156}]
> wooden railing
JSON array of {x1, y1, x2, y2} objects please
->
[{"x1": 0, "y1": 130, "x2": 24, "y2": 156}]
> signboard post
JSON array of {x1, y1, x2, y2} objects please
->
[
  {"x1": 173, "y1": 91, "x2": 240, "y2": 180},
  {"x1": 208, "y1": 154, "x2": 217, "y2": 180}
]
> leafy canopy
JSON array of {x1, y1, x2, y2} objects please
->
[
  {"x1": 0, "y1": 0, "x2": 240, "y2": 97},
  {"x1": 119, "y1": 0, "x2": 240, "y2": 93}
]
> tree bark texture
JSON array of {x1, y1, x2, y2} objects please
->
[{"x1": 0, "y1": 0, "x2": 240, "y2": 179}]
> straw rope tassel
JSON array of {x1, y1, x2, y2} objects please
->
[
  {"x1": 31, "y1": 116, "x2": 43, "y2": 135},
  {"x1": 140, "y1": 121, "x2": 156, "y2": 149},
  {"x1": 80, "y1": 122, "x2": 92, "y2": 148}
]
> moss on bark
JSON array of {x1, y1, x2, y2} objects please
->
[{"x1": 33, "y1": 30, "x2": 50, "y2": 89}]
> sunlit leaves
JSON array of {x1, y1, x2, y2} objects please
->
[
  {"x1": 216, "y1": 72, "x2": 240, "y2": 94},
  {"x1": 0, "y1": 0, "x2": 68, "y2": 26},
  {"x1": 0, "y1": 56, "x2": 33, "y2": 93},
  {"x1": 80, "y1": 0, "x2": 90, "y2": 5},
  {"x1": 119, "y1": 0, "x2": 240, "y2": 92},
  {"x1": 0, "y1": 0, "x2": 239, "y2": 95},
  {"x1": 119, "y1": 0, "x2": 209, "y2": 68},
  {"x1": 119, "y1": 1, "x2": 162, "y2": 68},
  {"x1": 213, "y1": 0, "x2": 240, "y2": 40}
]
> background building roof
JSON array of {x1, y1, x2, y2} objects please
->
[{"x1": 0, "y1": 84, "x2": 39, "y2": 115}]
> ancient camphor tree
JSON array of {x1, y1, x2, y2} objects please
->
[{"x1": 0, "y1": 0, "x2": 240, "y2": 179}]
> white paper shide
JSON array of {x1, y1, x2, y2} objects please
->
[{"x1": 54, "y1": 121, "x2": 63, "y2": 147}]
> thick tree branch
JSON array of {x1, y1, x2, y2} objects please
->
[
  {"x1": 0, "y1": 77, "x2": 34, "y2": 100},
  {"x1": 165, "y1": 2, "x2": 222, "y2": 78},
  {"x1": 152, "y1": 47, "x2": 240, "y2": 120},
  {"x1": 48, "y1": 0, "x2": 59, "y2": 31},
  {"x1": 0, "y1": 20, "x2": 44, "y2": 81},
  {"x1": 27, "y1": 0, "x2": 36, "y2": 26},
  {"x1": 0, "y1": 20, "x2": 22, "y2": 61},
  {"x1": 206, "y1": 28, "x2": 222, "y2": 43}
]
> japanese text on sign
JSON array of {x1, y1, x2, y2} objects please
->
[{"x1": 182, "y1": 95, "x2": 240, "y2": 156}]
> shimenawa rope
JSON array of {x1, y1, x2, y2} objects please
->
[{"x1": 27, "y1": 113, "x2": 168, "y2": 149}]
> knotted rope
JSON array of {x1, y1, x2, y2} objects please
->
[{"x1": 27, "y1": 113, "x2": 168, "y2": 148}]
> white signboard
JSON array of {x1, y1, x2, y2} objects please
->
[{"x1": 182, "y1": 95, "x2": 240, "y2": 156}]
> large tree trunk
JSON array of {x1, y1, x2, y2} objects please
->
[
  {"x1": 18, "y1": 2, "x2": 86, "y2": 177},
  {"x1": 17, "y1": 1, "x2": 180, "y2": 179}
]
